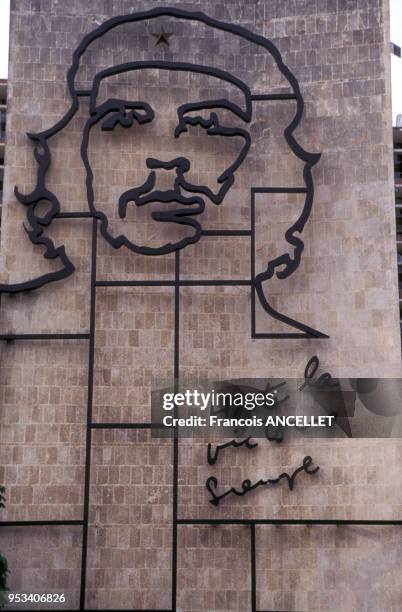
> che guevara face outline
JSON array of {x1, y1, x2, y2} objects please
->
[
  {"x1": 7, "y1": 8, "x2": 326, "y2": 338},
  {"x1": 81, "y1": 62, "x2": 252, "y2": 256}
]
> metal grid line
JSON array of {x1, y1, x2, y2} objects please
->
[
  {"x1": 79, "y1": 218, "x2": 98, "y2": 609},
  {"x1": 1, "y1": 219, "x2": 402, "y2": 612},
  {"x1": 0, "y1": 6, "x2": 396, "y2": 610},
  {"x1": 250, "y1": 523, "x2": 257, "y2": 612}
]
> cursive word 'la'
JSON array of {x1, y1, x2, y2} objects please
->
[{"x1": 300, "y1": 355, "x2": 339, "y2": 391}]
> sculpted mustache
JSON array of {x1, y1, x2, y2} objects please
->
[
  {"x1": 118, "y1": 172, "x2": 204, "y2": 219},
  {"x1": 118, "y1": 172, "x2": 155, "y2": 219}
]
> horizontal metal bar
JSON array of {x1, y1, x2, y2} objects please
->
[
  {"x1": 0, "y1": 333, "x2": 90, "y2": 341},
  {"x1": 91, "y1": 422, "x2": 163, "y2": 429},
  {"x1": 178, "y1": 519, "x2": 402, "y2": 525},
  {"x1": 201, "y1": 229, "x2": 252, "y2": 236},
  {"x1": 96, "y1": 280, "x2": 175, "y2": 287},
  {"x1": 251, "y1": 187, "x2": 308, "y2": 194},
  {"x1": 55, "y1": 212, "x2": 93, "y2": 219},
  {"x1": 253, "y1": 333, "x2": 318, "y2": 339},
  {"x1": 251, "y1": 93, "x2": 297, "y2": 100},
  {"x1": 0, "y1": 520, "x2": 84, "y2": 527},
  {"x1": 96, "y1": 279, "x2": 251, "y2": 287},
  {"x1": 6, "y1": 609, "x2": 167, "y2": 612},
  {"x1": 180, "y1": 279, "x2": 251, "y2": 286}
]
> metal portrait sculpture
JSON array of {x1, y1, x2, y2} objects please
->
[
  {"x1": 0, "y1": 6, "x2": 327, "y2": 339},
  {"x1": 2, "y1": 9, "x2": 401, "y2": 612},
  {"x1": 83, "y1": 62, "x2": 252, "y2": 256}
]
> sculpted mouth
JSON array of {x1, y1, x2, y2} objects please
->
[
  {"x1": 118, "y1": 174, "x2": 205, "y2": 220},
  {"x1": 138, "y1": 192, "x2": 205, "y2": 221}
]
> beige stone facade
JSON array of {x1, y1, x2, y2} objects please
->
[{"x1": 0, "y1": 1, "x2": 401, "y2": 610}]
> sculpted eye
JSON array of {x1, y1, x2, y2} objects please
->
[
  {"x1": 101, "y1": 105, "x2": 154, "y2": 131},
  {"x1": 102, "y1": 110, "x2": 135, "y2": 131},
  {"x1": 174, "y1": 111, "x2": 218, "y2": 138}
]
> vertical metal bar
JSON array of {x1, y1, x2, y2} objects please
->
[
  {"x1": 251, "y1": 191, "x2": 256, "y2": 337},
  {"x1": 174, "y1": 250, "x2": 180, "y2": 381},
  {"x1": 250, "y1": 523, "x2": 257, "y2": 612},
  {"x1": 80, "y1": 218, "x2": 98, "y2": 610},
  {"x1": 172, "y1": 249, "x2": 180, "y2": 611}
]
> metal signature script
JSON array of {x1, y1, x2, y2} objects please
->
[{"x1": 205, "y1": 455, "x2": 319, "y2": 506}]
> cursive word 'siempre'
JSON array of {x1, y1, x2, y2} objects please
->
[{"x1": 205, "y1": 455, "x2": 319, "y2": 506}]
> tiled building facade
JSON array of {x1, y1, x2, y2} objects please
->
[
  {"x1": 0, "y1": 1, "x2": 401, "y2": 610},
  {"x1": 0, "y1": 79, "x2": 6, "y2": 228}
]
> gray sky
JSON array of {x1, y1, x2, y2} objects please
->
[
  {"x1": 391, "y1": 0, "x2": 402, "y2": 41},
  {"x1": 391, "y1": 0, "x2": 402, "y2": 124},
  {"x1": 0, "y1": 0, "x2": 10, "y2": 78},
  {"x1": 0, "y1": 0, "x2": 402, "y2": 122}
]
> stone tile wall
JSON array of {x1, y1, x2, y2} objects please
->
[{"x1": 0, "y1": 1, "x2": 401, "y2": 610}]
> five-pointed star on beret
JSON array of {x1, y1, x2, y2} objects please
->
[{"x1": 152, "y1": 27, "x2": 173, "y2": 47}]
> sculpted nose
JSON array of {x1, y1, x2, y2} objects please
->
[{"x1": 146, "y1": 156, "x2": 190, "y2": 174}]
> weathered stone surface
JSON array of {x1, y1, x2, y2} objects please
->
[{"x1": 0, "y1": 1, "x2": 401, "y2": 610}]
